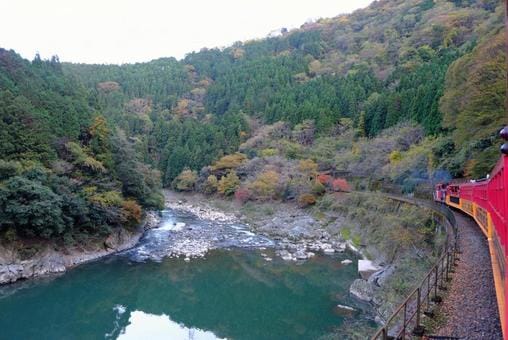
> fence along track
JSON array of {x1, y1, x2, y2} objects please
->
[{"x1": 371, "y1": 198, "x2": 459, "y2": 340}]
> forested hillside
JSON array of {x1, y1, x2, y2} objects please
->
[
  {"x1": 0, "y1": 51, "x2": 163, "y2": 242},
  {"x1": 64, "y1": 0, "x2": 505, "y2": 183},
  {"x1": 0, "y1": 0, "x2": 505, "y2": 242}
]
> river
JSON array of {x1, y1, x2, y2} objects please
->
[{"x1": 0, "y1": 208, "x2": 374, "y2": 339}]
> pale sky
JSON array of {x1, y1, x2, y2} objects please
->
[{"x1": 0, "y1": 0, "x2": 373, "y2": 64}]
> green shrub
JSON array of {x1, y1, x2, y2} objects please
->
[
  {"x1": 218, "y1": 171, "x2": 240, "y2": 196},
  {"x1": 203, "y1": 175, "x2": 219, "y2": 194},
  {"x1": 258, "y1": 148, "x2": 278, "y2": 157},
  {"x1": 172, "y1": 169, "x2": 198, "y2": 191},
  {"x1": 311, "y1": 181, "x2": 326, "y2": 196}
]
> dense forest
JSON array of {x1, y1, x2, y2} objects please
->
[
  {"x1": 0, "y1": 0, "x2": 505, "y2": 242},
  {"x1": 0, "y1": 51, "x2": 164, "y2": 242}
]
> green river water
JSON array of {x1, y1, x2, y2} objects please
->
[{"x1": 0, "y1": 210, "x2": 373, "y2": 340}]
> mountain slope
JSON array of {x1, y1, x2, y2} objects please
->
[{"x1": 63, "y1": 0, "x2": 505, "y2": 181}]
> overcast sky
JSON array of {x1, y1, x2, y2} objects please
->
[{"x1": 0, "y1": 0, "x2": 373, "y2": 64}]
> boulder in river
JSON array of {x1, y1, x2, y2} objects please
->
[
  {"x1": 358, "y1": 259, "x2": 381, "y2": 280},
  {"x1": 323, "y1": 248, "x2": 335, "y2": 255},
  {"x1": 295, "y1": 251, "x2": 308, "y2": 260},
  {"x1": 334, "y1": 304, "x2": 357, "y2": 316},
  {"x1": 278, "y1": 250, "x2": 293, "y2": 261}
]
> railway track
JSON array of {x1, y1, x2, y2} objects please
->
[
  {"x1": 373, "y1": 194, "x2": 503, "y2": 339},
  {"x1": 431, "y1": 210, "x2": 502, "y2": 339}
]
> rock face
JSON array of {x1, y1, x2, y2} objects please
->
[
  {"x1": 350, "y1": 279, "x2": 375, "y2": 302},
  {"x1": 0, "y1": 211, "x2": 161, "y2": 285},
  {"x1": 358, "y1": 259, "x2": 381, "y2": 280},
  {"x1": 368, "y1": 265, "x2": 394, "y2": 287}
]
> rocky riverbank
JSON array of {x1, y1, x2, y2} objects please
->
[
  {"x1": 0, "y1": 211, "x2": 161, "y2": 285},
  {"x1": 163, "y1": 191, "x2": 363, "y2": 263}
]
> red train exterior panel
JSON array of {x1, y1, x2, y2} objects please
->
[{"x1": 435, "y1": 155, "x2": 508, "y2": 338}]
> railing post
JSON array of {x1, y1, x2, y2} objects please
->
[
  {"x1": 413, "y1": 286, "x2": 425, "y2": 336},
  {"x1": 445, "y1": 250, "x2": 450, "y2": 281},
  {"x1": 434, "y1": 266, "x2": 438, "y2": 297},
  {"x1": 416, "y1": 287, "x2": 421, "y2": 327},
  {"x1": 432, "y1": 266, "x2": 443, "y2": 303},
  {"x1": 402, "y1": 302, "x2": 407, "y2": 339},
  {"x1": 427, "y1": 272, "x2": 431, "y2": 306},
  {"x1": 439, "y1": 255, "x2": 446, "y2": 289}
]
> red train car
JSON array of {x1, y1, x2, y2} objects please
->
[
  {"x1": 434, "y1": 146, "x2": 508, "y2": 337},
  {"x1": 433, "y1": 183, "x2": 447, "y2": 202}
]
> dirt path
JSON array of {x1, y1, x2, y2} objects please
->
[{"x1": 433, "y1": 211, "x2": 502, "y2": 339}]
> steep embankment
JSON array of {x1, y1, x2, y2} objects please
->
[{"x1": 0, "y1": 212, "x2": 160, "y2": 284}]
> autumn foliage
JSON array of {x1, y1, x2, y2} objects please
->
[
  {"x1": 122, "y1": 199, "x2": 142, "y2": 224},
  {"x1": 248, "y1": 170, "x2": 280, "y2": 200},
  {"x1": 217, "y1": 171, "x2": 240, "y2": 196},
  {"x1": 332, "y1": 178, "x2": 351, "y2": 192},
  {"x1": 317, "y1": 173, "x2": 351, "y2": 192},
  {"x1": 212, "y1": 153, "x2": 247, "y2": 171},
  {"x1": 298, "y1": 193, "x2": 316, "y2": 207},
  {"x1": 234, "y1": 187, "x2": 252, "y2": 204},
  {"x1": 317, "y1": 174, "x2": 333, "y2": 186}
]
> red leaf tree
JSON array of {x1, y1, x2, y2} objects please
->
[{"x1": 332, "y1": 178, "x2": 351, "y2": 192}]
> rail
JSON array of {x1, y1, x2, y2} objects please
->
[{"x1": 371, "y1": 201, "x2": 459, "y2": 339}]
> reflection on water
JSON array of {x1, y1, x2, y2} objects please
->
[
  {"x1": 117, "y1": 310, "x2": 224, "y2": 340},
  {"x1": 0, "y1": 250, "x2": 368, "y2": 340},
  {"x1": 0, "y1": 209, "x2": 374, "y2": 340}
]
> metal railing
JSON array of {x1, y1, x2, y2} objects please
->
[{"x1": 371, "y1": 202, "x2": 459, "y2": 340}]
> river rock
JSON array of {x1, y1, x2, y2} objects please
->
[
  {"x1": 350, "y1": 279, "x2": 375, "y2": 302},
  {"x1": 334, "y1": 304, "x2": 357, "y2": 316},
  {"x1": 165, "y1": 199, "x2": 235, "y2": 222},
  {"x1": 295, "y1": 251, "x2": 308, "y2": 260},
  {"x1": 335, "y1": 242, "x2": 347, "y2": 252},
  {"x1": 323, "y1": 248, "x2": 335, "y2": 255},
  {"x1": 320, "y1": 243, "x2": 332, "y2": 250},
  {"x1": 358, "y1": 260, "x2": 381, "y2": 280},
  {"x1": 278, "y1": 250, "x2": 293, "y2": 261},
  {"x1": 0, "y1": 264, "x2": 23, "y2": 284}
]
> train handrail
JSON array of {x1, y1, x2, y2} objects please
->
[{"x1": 371, "y1": 201, "x2": 458, "y2": 339}]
